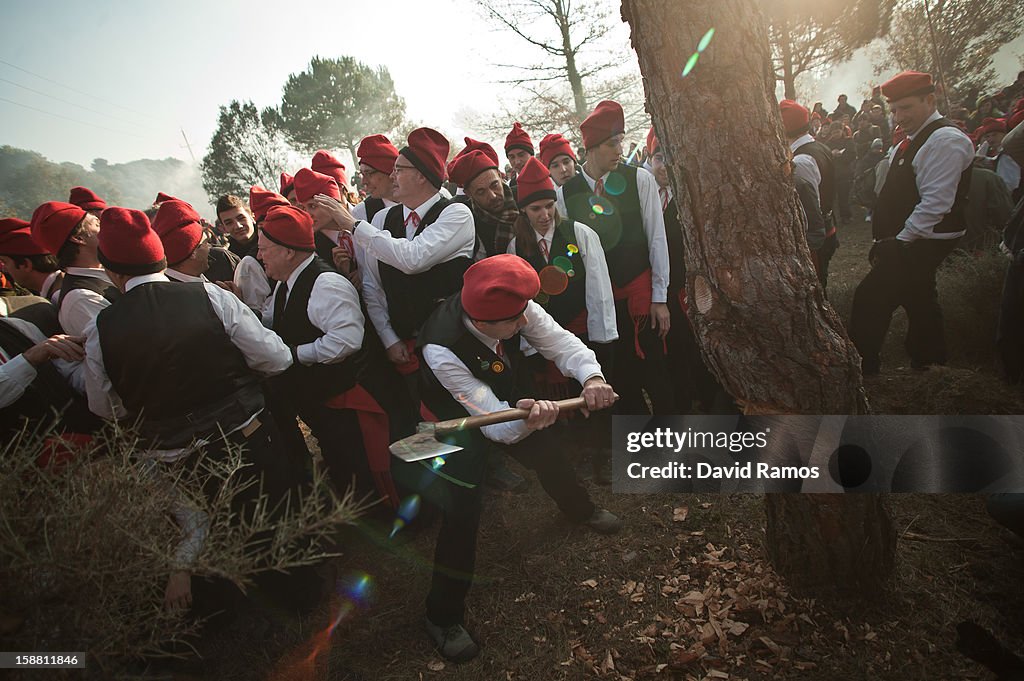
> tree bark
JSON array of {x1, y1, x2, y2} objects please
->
[{"x1": 621, "y1": 0, "x2": 896, "y2": 598}]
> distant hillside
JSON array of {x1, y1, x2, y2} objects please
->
[{"x1": 0, "y1": 146, "x2": 210, "y2": 220}]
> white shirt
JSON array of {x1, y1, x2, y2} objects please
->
[
  {"x1": 997, "y1": 153, "x2": 1021, "y2": 195},
  {"x1": 261, "y1": 255, "x2": 365, "y2": 366},
  {"x1": 40, "y1": 270, "x2": 62, "y2": 305},
  {"x1": 555, "y1": 165, "x2": 670, "y2": 303},
  {"x1": 506, "y1": 221, "x2": 618, "y2": 343},
  {"x1": 790, "y1": 134, "x2": 823, "y2": 209},
  {"x1": 85, "y1": 273, "x2": 292, "y2": 424},
  {"x1": 233, "y1": 255, "x2": 272, "y2": 311},
  {"x1": 358, "y1": 193, "x2": 475, "y2": 348},
  {"x1": 422, "y1": 301, "x2": 604, "y2": 445},
  {"x1": 351, "y1": 197, "x2": 398, "y2": 223},
  {"x1": 0, "y1": 316, "x2": 85, "y2": 408},
  {"x1": 165, "y1": 269, "x2": 208, "y2": 283},
  {"x1": 887, "y1": 110, "x2": 974, "y2": 241},
  {"x1": 59, "y1": 267, "x2": 114, "y2": 337}
]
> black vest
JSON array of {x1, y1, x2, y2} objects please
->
[
  {"x1": 313, "y1": 231, "x2": 342, "y2": 273},
  {"x1": 271, "y1": 257, "x2": 363, "y2": 404},
  {"x1": 562, "y1": 164, "x2": 649, "y2": 287},
  {"x1": 417, "y1": 295, "x2": 530, "y2": 474},
  {"x1": 57, "y1": 272, "x2": 119, "y2": 311},
  {"x1": 515, "y1": 220, "x2": 587, "y2": 329},
  {"x1": 873, "y1": 117, "x2": 971, "y2": 240},
  {"x1": 363, "y1": 197, "x2": 386, "y2": 223},
  {"x1": 96, "y1": 281, "x2": 262, "y2": 447},
  {"x1": 794, "y1": 139, "x2": 836, "y2": 214},
  {"x1": 228, "y1": 234, "x2": 259, "y2": 261},
  {"x1": 206, "y1": 246, "x2": 240, "y2": 282},
  {"x1": 0, "y1": 316, "x2": 98, "y2": 438},
  {"x1": 378, "y1": 199, "x2": 473, "y2": 339}
]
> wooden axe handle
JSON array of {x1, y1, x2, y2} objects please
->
[{"x1": 433, "y1": 397, "x2": 588, "y2": 437}]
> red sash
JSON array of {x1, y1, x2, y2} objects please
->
[{"x1": 324, "y1": 385, "x2": 399, "y2": 507}]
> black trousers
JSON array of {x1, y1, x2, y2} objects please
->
[
  {"x1": 996, "y1": 258, "x2": 1024, "y2": 383},
  {"x1": 297, "y1": 403, "x2": 374, "y2": 495},
  {"x1": 421, "y1": 427, "x2": 595, "y2": 626},
  {"x1": 612, "y1": 298, "x2": 674, "y2": 415},
  {"x1": 816, "y1": 231, "x2": 839, "y2": 289},
  {"x1": 849, "y1": 238, "x2": 959, "y2": 373}
]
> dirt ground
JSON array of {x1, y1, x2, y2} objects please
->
[{"x1": 194, "y1": 212, "x2": 1024, "y2": 681}]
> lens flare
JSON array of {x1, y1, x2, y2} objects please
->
[
  {"x1": 389, "y1": 494, "x2": 422, "y2": 538},
  {"x1": 566, "y1": 244, "x2": 579, "y2": 255},
  {"x1": 589, "y1": 196, "x2": 615, "y2": 216},
  {"x1": 682, "y1": 53, "x2": 700, "y2": 78},
  {"x1": 539, "y1": 266, "x2": 569, "y2": 295},
  {"x1": 682, "y1": 28, "x2": 715, "y2": 78},
  {"x1": 698, "y1": 27, "x2": 715, "y2": 52},
  {"x1": 604, "y1": 173, "x2": 627, "y2": 196},
  {"x1": 552, "y1": 256, "x2": 574, "y2": 274},
  {"x1": 338, "y1": 571, "x2": 374, "y2": 608}
]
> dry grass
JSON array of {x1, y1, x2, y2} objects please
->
[{"x1": 0, "y1": 422, "x2": 364, "y2": 679}]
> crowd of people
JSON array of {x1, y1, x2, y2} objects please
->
[{"x1": 2, "y1": 68, "x2": 1024, "y2": 665}]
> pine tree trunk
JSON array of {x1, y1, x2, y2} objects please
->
[{"x1": 621, "y1": 0, "x2": 896, "y2": 598}]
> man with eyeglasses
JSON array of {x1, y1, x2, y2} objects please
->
[
  {"x1": 352, "y1": 134, "x2": 400, "y2": 224},
  {"x1": 310, "y1": 127, "x2": 474, "y2": 373}
]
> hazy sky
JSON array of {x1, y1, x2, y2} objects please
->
[
  {"x1": 2, "y1": 0, "x2": 1021, "y2": 169},
  {"x1": 0, "y1": 0, "x2": 634, "y2": 168}
]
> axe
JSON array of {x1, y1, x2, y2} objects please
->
[{"x1": 390, "y1": 396, "x2": 595, "y2": 462}]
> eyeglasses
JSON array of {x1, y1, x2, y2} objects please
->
[{"x1": 392, "y1": 164, "x2": 417, "y2": 174}]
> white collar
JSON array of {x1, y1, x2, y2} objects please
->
[
  {"x1": 462, "y1": 314, "x2": 503, "y2": 355},
  {"x1": 125, "y1": 272, "x2": 169, "y2": 292},
  {"x1": 166, "y1": 268, "x2": 208, "y2": 283},
  {"x1": 581, "y1": 165, "x2": 611, "y2": 188},
  {"x1": 907, "y1": 110, "x2": 943, "y2": 140},
  {"x1": 404, "y1": 193, "x2": 442, "y2": 219},
  {"x1": 65, "y1": 266, "x2": 111, "y2": 282},
  {"x1": 284, "y1": 254, "x2": 317, "y2": 292},
  {"x1": 40, "y1": 270, "x2": 61, "y2": 297},
  {"x1": 789, "y1": 133, "x2": 816, "y2": 151}
]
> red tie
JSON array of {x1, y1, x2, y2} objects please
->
[
  {"x1": 539, "y1": 238, "x2": 550, "y2": 262},
  {"x1": 495, "y1": 343, "x2": 504, "y2": 357},
  {"x1": 894, "y1": 137, "x2": 910, "y2": 160},
  {"x1": 404, "y1": 210, "x2": 420, "y2": 233},
  {"x1": 339, "y1": 231, "x2": 356, "y2": 264},
  {"x1": 660, "y1": 187, "x2": 669, "y2": 211},
  {"x1": 594, "y1": 179, "x2": 605, "y2": 197}
]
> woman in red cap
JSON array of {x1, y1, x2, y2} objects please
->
[
  {"x1": 509, "y1": 156, "x2": 618, "y2": 481},
  {"x1": 508, "y1": 156, "x2": 617, "y2": 386}
]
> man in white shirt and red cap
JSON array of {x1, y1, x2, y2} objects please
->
[
  {"x1": 259, "y1": 205, "x2": 415, "y2": 506},
  {"x1": 539, "y1": 133, "x2": 579, "y2": 187},
  {"x1": 68, "y1": 186, "x2": 107, "y2": 218},
  {"x1": 311, "y1": 127, "x2": 475, "y2": 373},
  {"x1": 152, "y1": 200, "x2": 213, "y2": 283},
  {"x1": 0, "y1": 218, "x2": 63, "y2": 304},
  {"x1": 849, "y1": 71, "x2": 974, "y2": 375},
  {"x1": 415, "y1": 254, "x2": 621, "y2": 662},
  {"x1": 83, "y1": 206, "x2": 303, "y2": 612},
  {"x1": 30, "y1": 201, "x2": 119, "y2": 337},
  {"x1": 780, "y1": 99, "x2": 837, "y2": 286},
  {"x1": 352, "y1": 135, "x2": 400, "y2": 224},
  {"x1": 557, "y1": 100, "x2": 673, "y2": 415}
]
